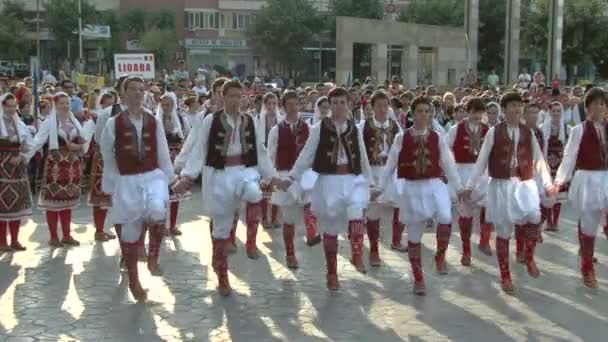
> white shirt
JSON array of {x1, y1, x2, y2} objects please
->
[
  {"x1": 192, "y1": 86, "x2": 208, "y2": 96},
  {"x1": 466, "y1": 125, "x2": 552, "y2": 190},
  {"x1": 100, "y1": 111, "x2": 174, "y2": 193},
  {"x1": 378, "y1": 128, "x2": 462, "y2": 191},
  {"x1": 555, "y1": 122, "x2": 604, "y2": 184},
  {"x1": 288, "y1": 119, "x2": 375, "y2": 186},
  {"x1": 179, "y1": 112, "x2": 277, "y2": 180}
]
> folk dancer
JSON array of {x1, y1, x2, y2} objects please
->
[
  {"x1": 266, "y1": 90, "x2": 317, "y2": 269},
  {"x1": 156, "y1": 92, "x2": 190, "y2": 235},
  {"x1": 26, "y1": 92, "x2": 93, "y2": 247},
  {"x1": 358, "y1": 90, "x2": 401, "y2": 266},
  {"x1": 173, "y1": 81, "x2": 280, "y2": 295},
  {"x1": 0, "y1": 93, "x2": 33, "y2": 252},
  {"x1": 378, "y1": 96, "x2": 463, "y2": 295},
  {"x1": 281, "y1": 87, "x2": 375, "y2": 291},
  {"x1": 446, "y1": 97, "x2": 492, "y2": 265},
  {"x1": 100, "y1": 76, "x2": 174, "y2": 301},
  {"x1": 463, "y1": 92, "x2": 554, "y2": 294},
  {"x1": 554, "y1": 88, "x2": 608, "y2": 289}
]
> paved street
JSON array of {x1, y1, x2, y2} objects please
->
[{"x1": 1, "y1": 190, "x2": 608, "y2": 342}]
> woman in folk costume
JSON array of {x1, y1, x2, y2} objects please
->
[
  {"x1": 88, "y1": 84, "x2": 126, "y2": 243},
  {"x1": 0, "y1": 94, "x2": 33, "y2": 252},
  {"x1": 378, "y1": 96, "x2": 463, "y2": 296},
  {"x1": 258, "y1": 92, "x2": 282, "y2": 229},
  {"x1": 463, "y1": 92, "x2": 554, "y2": 295},
  {"x1": 554, "y1": 88, "x2": 608, "y2": 289},
  {"x1": 358, "y1": 90, "x2": 401, "y2": 267},
  {"x1": 156, "y1": 92, "x2": 190, "y2": 235},
  {"x1": 540, "y1": 101, "x2": 568, "y2": 232},
  {"x1": 282, "y1": 87, "x2": 374, "y2": 291},
  {"x1": 25, "y1": 92, "x2": 92, "y2": 247},
  {"x1": 447, "y1": 97, "x2": 492, "y2": 266}
]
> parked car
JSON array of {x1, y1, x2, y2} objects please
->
[{"x1": 13, "y1": 64, "x2": 29, "y2": 78}]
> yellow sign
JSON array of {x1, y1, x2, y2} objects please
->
[{"x1": 77, "y1": 74, "x2": 105, "y2": 89}]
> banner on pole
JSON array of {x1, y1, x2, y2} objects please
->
[
  {"x1": 77, "y1": 74, "x2": 105, "y2": 89},
  {"x1": 114, "y1": 54, "x2": 155, "y2": 79}
]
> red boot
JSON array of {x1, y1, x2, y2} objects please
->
[
  {"x1": 212, "y1": 238, "x2": 232, "y2": 296},
  {"x1": 458, "y1": 217, "x2": 473, "y2": 266},
  {"x1": 514, "y1": 224, "x2": 526, "y2": 264},
  {"x1": 246, "y1": 202, "x2": 261, "y2": 259},
  {"x1": 435, "y1": 224, "x2": 451, "y2": 275},
  {"x1": 391, "y1": 208, "x2": 407, "y2": 252},
  {"x1": 124, "y1": 241, "x2": 147, "y2": 302},
  {"x1": 366, "y1": 219, "x2": 381, "y2": 267},
  {"x1": 580, "y1": 232, "x2": 598, "y2": 289},
  {"x1": 283, "y1": 223, "x2": 299, "y2": 269},
  {"x1": 349, "y1": 220, "x2": 366, "y2": 273},
  {"x1": 147, "y1": 224, "x2": 163, "y2": 276},
  {"x1": 408, "y1": 242, "x2": 425, "y2": 295},
  {"x1": 525, "y1": 224, "x2": 540, "y2": 278},
  {"x1": 304, "y1": 204, "x2": 321, "y2": 246},
  {"x1": 478, "y1": 208, "x2": 493, "y2": 256},
  {"x1": 496, "y1": 237, "x2": 514, "y2": 294},
  {"x1": 323, "y1": 234, "x2": 340, "y2": 291}
]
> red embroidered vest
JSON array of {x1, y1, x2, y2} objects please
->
[
  {"x1": 488, "y1": 123, "x2": 533, "y2": 180},
  {"x1": 114, "y1": 111, "x2": 159, "y2": 175},
  {"x1": 276, "y1": 118, "x2": 309, "y2": 171},
  {"x1": 575, "y1": 120, "x2": 608, "y2": 170},
  {"x1": 453, "y1": 121, "x2": 489, "y2": 164},
  {"x1": 397, "y1": 129, "x2": 441, "y2": 180}
]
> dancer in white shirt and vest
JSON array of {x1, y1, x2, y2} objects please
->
[
  {"x1": 173, "y1": 81, "x2": 280, "y2": 296},
  {"x1": 267, "y1": 90, "x2": 314, "y2": 269},
  {"x1": 554, "y1": 88, "x2": 608, "y2": 289},
  {"x1": 378, "y1": 96, "x2": 463, "y2": 295},
  {"x1": 463, "y1": 92, "x2": 554, "y2": 295},
  {"x1": 447, "y1": 97, "x2": 491, "y2": 265},
  {"x1": 100, "y1": 76, "x2": 174, "y2": 302},
  {"x1": 280, "y1": 87, "x2": 374, "y2": 291},
  {"x1": 358, "y1": 90, "x2": 401, "y2": 267}
]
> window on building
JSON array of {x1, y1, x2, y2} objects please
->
[{"x1": 232, "y1": 13, "x2": 238, "y2": 29}]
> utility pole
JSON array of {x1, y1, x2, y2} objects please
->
[{"x1": 78, "y1": 0, "x2": 83, "y2": 72}]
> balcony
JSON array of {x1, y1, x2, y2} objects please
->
[{"x1": 218, "y1": 0, "x2": 265, "y2": 11}]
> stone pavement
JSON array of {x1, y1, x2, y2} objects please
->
[{"x1": 1, "y1": 191, "x2": 608, "y2": 342}]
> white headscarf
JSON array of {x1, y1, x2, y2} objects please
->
[
  {"x1": 259, "y1": 96, "x2": 281, "y2": 142},
  {"x1": 484, "y1": 101, "x2": 503, "y2": 126},
  {"x1": 313, "y1": 96, "x2": 331, "y2": 124},
  {"x1": 48, "y1": 92, "x2": 85, "y2": 150},
  {"x1": 0, "y1": 93, "x2": 15, "y2": 138},
  {"x1": 542, "y1": 102, "x2": 566, "y2": 158},
  {"x1": 156, "y1": 92, "x2": 184, "y2": 139}
]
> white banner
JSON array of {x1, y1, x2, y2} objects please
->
[
  {"x1": 82, "y1": 25, "x2": 111, "y2": 39},
  {"x1": 114, "y1": 54, "x2": 155, "y2": 79}
]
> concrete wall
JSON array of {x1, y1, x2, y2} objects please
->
[{"x1": 335, "y1": 16, "x2": 468, "y2": 87}]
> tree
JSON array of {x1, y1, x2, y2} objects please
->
[
  {"x1": 45, "y1": 0, "x2": 98, "y2": 64},
  {"x1": 0, "y1": 0, "x2": 30, "y2": 61},
  {"x1": 121, "y1": 8, "x2": 147, "y2": 36},
  {"x1": 477, "y1": 0, "x2": 506, "y2": 74},
  {"x1": 248, "y1": 0, "x2": 322, "y2": 76},
  {"x1": 141, "y1": 28, "x2": 176, "y2": 69},
  {"x1": 96, "y1": 10, "x2": 123, "y2": 73},
  {"x1": 148, "y1": 9, "x2": 176, "y2": 30},
  {"x1": 398, "y1": 0, "x2": 464, "y2": 27}
]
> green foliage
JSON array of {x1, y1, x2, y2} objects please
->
[
  {"x1": 141, "y1": 28, "x2": 176, "y2": 68},
  {"x1": 148, "y1": 9, "x2": 176, "y2": 30},
  {"x1": 398, "y1": 0, "x2": 464, "y2": 27},
  {"x1": 477, "y1": 0, "x2": 506, "y2": 73},
  {"x1": 45, "y1": 0, "x2": 98, "y2": 61},
  {"x1": 121, "y1": 8, "x2": 146, "y2": 35},
  {"x1": 328, "y1": 0, "x2": 384, "y2": 19},
  {"x1": 248, "y1": 0, "x2": 322, "y2": 73},
  {"x1": 0, "y1": 0, "x2": 30, "y2": 61}
]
